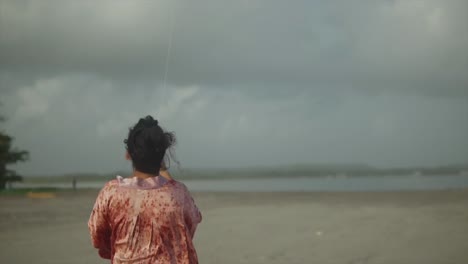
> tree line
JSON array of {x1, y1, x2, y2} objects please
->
[{"x1": 0, "y1": 114, "x2": 29, "y2": 190}]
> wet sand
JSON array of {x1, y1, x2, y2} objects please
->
[{"x1": 1, "y1": 189, "x2": 467, "y2": 264}]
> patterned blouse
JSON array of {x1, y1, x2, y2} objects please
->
[{"x1": 88, "y1": 176, "x2": 202, "y2": 263}]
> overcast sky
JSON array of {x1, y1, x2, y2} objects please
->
[{"x1": 0, "y1": 0, "x2": 467, "y2": 176}]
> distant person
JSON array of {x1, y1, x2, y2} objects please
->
[
  {"x1": 72, "y1": 177, "x2": 77, "y2": 191},
  {"x1": 88, "y1": 115, "x2": 202, "y2": 263}
]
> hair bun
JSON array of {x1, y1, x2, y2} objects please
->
[{"x1": 141, "y1": 115, "x2": 158, "y2": 127}]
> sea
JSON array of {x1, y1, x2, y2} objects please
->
[{"x1": 15, "y1": 174, "x2": 468, "y2": 192}]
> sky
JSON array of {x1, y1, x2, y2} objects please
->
[{"x1": 0, "y1": 0, "x2": 467, "y2": 176}]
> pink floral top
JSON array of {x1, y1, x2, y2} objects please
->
[{"x1": 88, "y1": 176, "x2": 202, "y2": 264}]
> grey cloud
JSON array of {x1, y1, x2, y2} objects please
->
[
  {"x1": 0, "y1": 0, "x2": 467, "y2": 175},
  {"x1": 2, "y1": 75, "x2": 467, "y2": 175},
  {"x1": 1, "y1": 0, "x2": 467, "y2": 96}
]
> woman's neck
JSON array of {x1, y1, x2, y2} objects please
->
[{"x1": 133, "y1": 170, "x2": 158, "y2": 179}]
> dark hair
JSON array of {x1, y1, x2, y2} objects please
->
[{"x1": 124, "y1": 115, "x2": 176, "y2": 174}]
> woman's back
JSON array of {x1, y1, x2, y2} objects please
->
[
  {"x1": 88, "y1": 115, "x2": 201, "y2": 263},
  {"x1": 89, "y1": 176, "x2": 202, "y2": 264}
]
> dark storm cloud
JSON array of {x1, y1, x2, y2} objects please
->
[{"x1": 1, "y1": 0, "x2": 467, "y2": 95}]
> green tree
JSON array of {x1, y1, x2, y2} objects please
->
[{"x1": 0, "y1": 116, "x2": 29, "y2": 190}]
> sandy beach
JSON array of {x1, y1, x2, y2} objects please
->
[{"x1": 1, "y1": 189, "x2": 467, "y2": 264}]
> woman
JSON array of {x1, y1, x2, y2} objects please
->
[{"x1": 88, "y1": 116, "x2": 202, "y2": 263}]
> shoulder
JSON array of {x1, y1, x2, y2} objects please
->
[
  {"x1": 97, "y1": 179, "x2": 119, "y2": 196},
  {"x1": 164, "y1": 180, "x2": 193, "y2": 197},
  {"x1": 104, "y1": 179, "x2": 119, "y2": 189},
  {"x1": 169, "y1": 180, "x2": 189, "y2": 191},
  {"x1": 169, "y1": 180, "x2": 197, "y2": 200}
]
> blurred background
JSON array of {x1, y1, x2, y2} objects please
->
[{"x1": 0, "y1": 0, "x2": 467, "y2": 263}]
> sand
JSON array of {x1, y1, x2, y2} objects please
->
[{"x1": 1, "y1": 189, "x2": 468, "y2": 264}]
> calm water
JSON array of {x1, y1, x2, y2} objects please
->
[{"x1": 17, "y1": 174, "x2": 468, "y2": 192}]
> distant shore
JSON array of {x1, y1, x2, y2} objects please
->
[
  {"x1": 11, "y1": 172, "x2": 468, "y2": 193},
  {"x1": 21, "y1": 165, "x2": 468, "y2": 184}
]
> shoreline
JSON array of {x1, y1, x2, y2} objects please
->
[
  {"x1": 3, "y1": 187, "x2": 468, "y2": 198},
  {"x1": 12, "y1": 173, "x2": 468, "y2": 193}
]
